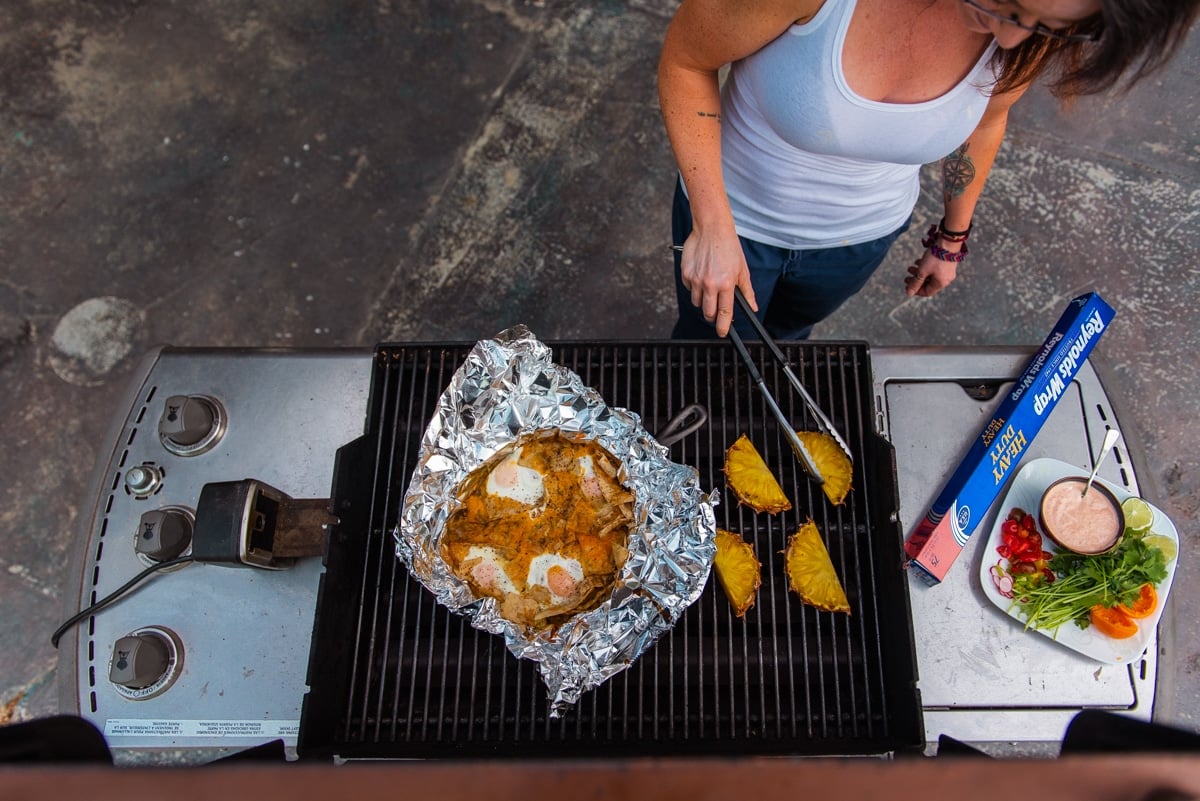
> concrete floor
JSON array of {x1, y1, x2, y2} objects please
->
[{"x1": 1, "y1": 0, "x2": 1197, "y2": 749}]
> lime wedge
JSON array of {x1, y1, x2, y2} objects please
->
[
  {"x1": 1122, "y1": 497, "x2": 1154, "y2": 534},
  {"x1": 1143, "y1": 533, "x2": 1177, "y2": 563}
]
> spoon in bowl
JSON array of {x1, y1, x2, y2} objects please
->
[{"x1": 1082, "y1": 428, "x2": 1121, "y2": 497}]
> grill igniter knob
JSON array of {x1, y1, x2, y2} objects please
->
[
  {"x1": 159, "y1": 395, "x2": 225, "y2": 456},
  {"x1": 124, "y1": 463, "x2": 164, "y2": 497},
  {"x1": 134, "y1": 508, "x2": 193, "y2": 562}
]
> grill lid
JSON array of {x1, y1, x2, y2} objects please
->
[{"x1": 299, "y1": 340, "x2": 923, "y2": 758}]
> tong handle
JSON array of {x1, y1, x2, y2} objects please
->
[
  {"x1": 728, "y1": 327, "x2": 825, "y2": 485},
  {"x1": 732, "y1": 289, "x2": 853, "y2": 464}
]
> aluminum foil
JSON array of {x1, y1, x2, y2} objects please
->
[{"x1": 395, "y1": 325, "x2": 717, "y2": 717}]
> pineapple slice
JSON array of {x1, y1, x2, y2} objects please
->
[
  {"x1": 785, "y1": 518, "x2": 851, "y2": 615},
  {"x1": 713, "y1": 529, "x2": 761, "y2": 617},
  {"x1": 795, "y1": 431, "x2": 852, "y2": 506},
  {"x1": 723, "y1": 434, "x2": 792, "y2": 514}
]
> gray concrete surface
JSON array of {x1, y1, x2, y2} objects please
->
[{"x1": 1, "y1": 0, "x2": 1197, "y2": 748}]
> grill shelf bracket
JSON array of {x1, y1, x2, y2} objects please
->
[{"x1": 299, "y1": 341, "x2": 923, "y2": 759}]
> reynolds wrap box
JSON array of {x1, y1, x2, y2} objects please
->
[{"x1": 904, "y1": 292, "x2": 1116, "y2": 585}]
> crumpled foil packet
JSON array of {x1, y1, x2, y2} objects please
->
[{"x1": 395, "y1": 325, "x2": 717, "y2": 717}]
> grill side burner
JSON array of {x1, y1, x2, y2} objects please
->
[{"x1": 299, "y1": 342, "x2": 923, "y2": 759}]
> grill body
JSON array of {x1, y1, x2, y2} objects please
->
[{"x1": 299, "y1": 341, "x2": 923, "y2": 758}]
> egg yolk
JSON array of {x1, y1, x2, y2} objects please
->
[{"x1": 545, "y1": 564, "x2": 577, "y2": 599}]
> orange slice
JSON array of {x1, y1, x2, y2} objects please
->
[
  {"x1": 1116, "y1": 583, "x2": 1157, "y2": 619},
  {"x1": 1089, "y1": 605, "x2": 1138, "y2": 639}
]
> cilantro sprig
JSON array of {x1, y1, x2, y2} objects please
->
[{"x1": 1008, "y1": 531, "x2": 1168, "y2": 633}]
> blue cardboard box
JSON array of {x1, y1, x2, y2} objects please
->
[{"x1": 904, "y1": 292, "x2": 1117, "y2": 585}]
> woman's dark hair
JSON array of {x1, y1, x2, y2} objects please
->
[{"x1": 993, "y1": 0, "x2": 1199, "y2": 97}]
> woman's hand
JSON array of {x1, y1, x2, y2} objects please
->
[
  {"x1": 904, "y1": 249, "x2": 959, "y2": 298},
  {"x1": 679, "y1": 227, "x2": 757, "y2": 337}
]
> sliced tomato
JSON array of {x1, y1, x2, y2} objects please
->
[
  {"x1": 1090, "y1": 605, "x2": 1138, "y2": 639},
  {"x1": 1117, "y1": 583, "x2": 1157, "y2": 620}
]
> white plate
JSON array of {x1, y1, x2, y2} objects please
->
[{"x1": 978, "y1": 457, "x2": 1179, "y2": 664}]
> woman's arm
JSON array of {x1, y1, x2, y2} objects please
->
[
  {"x1": 658, "y1": 0, "x2": 822, "y2": 335},
  {"x1": 904, "y1": 84, "x2": 1028, "y2": 298}
]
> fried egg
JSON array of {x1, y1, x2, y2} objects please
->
[
  {"x1": 485, "y1": 446, "x2": 545, "y2": 506},
  {"x1": 464, "y1": 546, "x2": 518, "y2": 595},
  {"x1": 526, "y1": 553, "x2": 584, "y2": 604},
  {"x1": 577, "y1": 454, "x2": 603, "y2": 500}
]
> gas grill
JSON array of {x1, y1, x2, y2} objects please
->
[
  {"x1": 299, "y1": 342, "x2": 923, "y2": 758},
  {"x1": 57, "y1": 340, "x2": 1164, "y2": 763}
]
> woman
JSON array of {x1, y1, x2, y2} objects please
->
[{"x1": 659, "y1": 0, "x2": 1197, "y2": 339}]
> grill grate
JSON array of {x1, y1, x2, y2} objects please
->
[{"x1": 299, "y1": 341, "x2": 922, "y2": 758}]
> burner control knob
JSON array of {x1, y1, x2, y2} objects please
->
[
  {"x1": 109, "y1": 633, "x2": 171, "y2": 690},
  {"x1": 159, "y1": 395, "x2": 224, "y2": 456},
  {"x1": 135, "y1": 509, "x2": 192, "y2": 561}
]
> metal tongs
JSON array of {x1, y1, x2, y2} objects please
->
[{"x1": 725, "y1": 288, "x2": 853, "y2": 486}]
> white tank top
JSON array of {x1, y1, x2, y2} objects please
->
[{"x1": 717, "y1": 0, "x2": 999, "y2": 249}]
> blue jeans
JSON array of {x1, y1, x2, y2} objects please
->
[{"x1": 671, "y1": 180, "x2": 911, "y2": 340}]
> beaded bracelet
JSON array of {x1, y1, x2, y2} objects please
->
[{"x1": 922, "y1": 224, "x2": 969, "y2": 263}]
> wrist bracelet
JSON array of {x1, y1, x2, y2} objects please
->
[
  {"x1": 938, "y1": 217, "x2": 972, "y2": 241},
  {"x1": 922, "y1": 225, "x2": 969, "y2": 262},
  {"x1": 925, "y1": 242, "x2": 969, "y2": 262}
]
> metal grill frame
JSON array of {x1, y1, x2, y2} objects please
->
[{"x1": 299, "y1": 341, "x2": 923, "y2": 759}]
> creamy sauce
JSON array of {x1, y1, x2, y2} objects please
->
[{"x1": 1040, "y1": 479, "x2": 1121, "y2": 554}]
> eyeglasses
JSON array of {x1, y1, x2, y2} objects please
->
[{"x1": 961, "y1": 0, "x2": 1102, "y2": 42}]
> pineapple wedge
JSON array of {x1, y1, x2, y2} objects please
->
[
  {"x1": 795, "y1": 431, "x2": 852, "y2": 506},
  {"x1": 723, "y1": 434, "x2": 792, "y2": 514},
  {"x1": 713, "y1": 529, "x2": 761, "y2": 617},
  {"x1": 785, "y1": 518, "x2": 851, "y2": 615}
]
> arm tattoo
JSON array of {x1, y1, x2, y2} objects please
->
[
  {"x1": 942, "y1": 143, "x2": 976, "y2": 203},
  {"x1": 696, "y1": 111, "x2": 720, "y2": 122}
]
